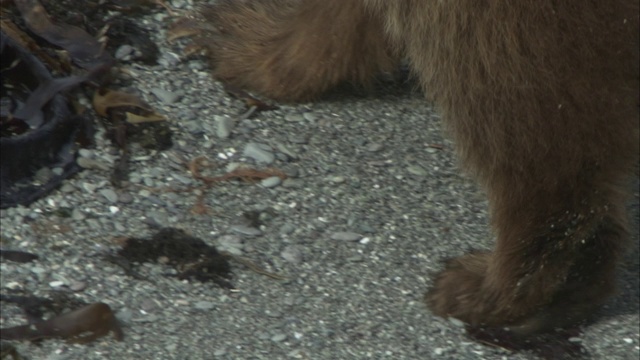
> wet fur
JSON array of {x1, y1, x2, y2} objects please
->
[{"x1": 190, "y1": 0, "x2": 639, "y2": 334}]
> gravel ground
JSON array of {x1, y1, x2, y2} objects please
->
[{"x1": 1, "y1": 3, "x2": 638, "y2": 360}]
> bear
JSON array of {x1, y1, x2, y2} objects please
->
[{"x1": 180, "y1": 0, "x2": 639, "y2": 335}]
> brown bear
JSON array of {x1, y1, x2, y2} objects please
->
[{"x1": 181, "y1": 0, "x2": 639, "y2": 335}]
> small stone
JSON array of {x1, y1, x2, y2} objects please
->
[
  {"x1": 69, "y1": 281, "x2": 87, "y2": 291},
  {"x1": 358, "y1": 223, "x2": 376, "y2": 233},
  {"x1": 243, "y1": 143, "x2": 275, "y2": 164},
  {"x1": 303, "y1": 112, "x2": 318, "y2": 121},
  {"x1": 82, "y1": 182, "x2": 98, "y2": 193},
  {"x1": 275, "y1": 142, "x2": 298, "y2": 159},
  {"x1": 77, "y1": 157, "x2": 109, "y2": 171},
  {"x1": 49, "y1": 280, "x2": 65, "y2": 288},
  {"x1": 366, "y1": 143, "x2": 384, "y2": 152},
  {"x1": 282, "y1": 179, "x2": 303, "y2": 188},
  {"x1": 115, "y1": 44, "x2": 134, "y2": 59},
  {"x1": 78, "y1": 149, "x2": 94, "y2": 158},
  {"x1": 265, "y1": 310, "x2": 283, "y2": 318},
  {"x1": 330, "y1": 232, "x2": 362, "y2": 241},
  {"x1": 218, "y1": 234, "x2": 243, "y2": 255},
  {"x1": 60, "y1": 183, "x2": 76, "y2": 193},
  {"x1": 407, "y1": 165, "x2": 428, "y2": 176},
  {"x1": 117, "y1": 308, "x2": 134, "y2": 323},
  {"x1": 448, "y1": 317, "x2": 465, "y2": 328},
  {"x1": 151, "y1": 88, "x2": 184, "y2": 104},
  {"x1": 215, "y1": 115, "x2": 235, "y2": 138},
  {"x1": 117, "y1": 192, "x2": 134, "y2": 204},
  {"x1": 71, "y1": 208, "x2": 85, "y2": 221},
  {"x1": 34, "y1": 167, "x2": 53, "y2": 184},
  {"x1": 194, "y1": 301, "x2": 215, "y2": 310},
  {"x1": 271, "y1": 333, "x2": 287, "y2": 342},
  {"x1": 230, "y1": 225, "x2": 262, "y2": 236},
  {"x1": 100, "y1": 188, "x2": 119, "y2": 203},
  {"x1": 288, "y1": 135, "x2": 308, "y2": 144},
  {"x1": 213, "y1": 349, "x2": 227, "y2": 356},
  {"x1": 281, "y1": 245, "x2": 302, "y2": 264},
  {"x1": 284, "y1": 113, "x2": 304, "y2": 122},
  {"x1": 279, "y1": 223, "x2": 295, "y2": 235},
  {"x1": 261, "y1": 176, "x2": 282, "y2": 188}
]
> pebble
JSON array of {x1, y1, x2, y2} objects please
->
[
  {"x1": 49, "y1": 280, "x2": 65, "y2": 288},
  {"x1": 288, "y1": 135, "x2": 308, "y2": 144},
  {"x1": 33, "y1": 167, "x2": 53, "y2": 184},
  {"x1": 60, "y1": 183, "x2": 76, "y2": 193},
  {"x1": 243, "y1": 143, "x2": 275, "y2": 164},
  {"x1": 448, "y1": 317, "x2": 465, "y2": 328},
  {"x1": 367, "y1": 143, "x2": 384, "y2": 152},
  {"x1": 77, "y1": 157, "x2": 109, "y2": 171},
  {"x1": 115, "y1": 44, "x2": 134, "y2": 60},
  {"x1": 281, "y1": 245, "x2": 303, "y2": 264},
  {"x1": 330, "y1": 232, "x2": 363, "y2": 241},
  {"x1": 279, "y1": 223, "x2": 295, "y2": 235},
  {"x1": 78, "y1": 149, "x2": 94, "y2": 158},
  {"x1": 100, "y1": 188, "x2": 119, "y2": 203},
  {"x1": 82, "y1": 182, "x2": 99, "y2": 193},
  {"x1": 69, "y1": 281, "x2": 87, "y2": 292},
  {"x1": 218, "y1": 234, "x2": 243, "y2": 255},
  {"x1": 275, "y1": 142, "x2": 298, "y2": 159},
  {"x1": 31, "y1": 266, "x2": 46, "y2": 274},
  {"x1": 116, "y1": 308, "x2": 134, "y2": 324},
  {"x1": 282, "y1": 179, "x2": 303, "y2": 188},
  {"x1": 265, "y1": 310, "x2": 283, "y2": 318},
  {"x1": 407, "y1": 165, "x2": 428, "y2": 176},
  {"x1": 303, "y1": 112, "x2": 318, "y2": 121},
  {"x1": 230, "y1": 225, "x2": 262, "y2": 236},
  {"x1": 271, "y1": 333, "x2": 287, "y2": 342},
  {"x1": 261, "y1": 176, "x2": 282, "y2": 188},
  {"x1": 215, "y1": 115, "x2": 235, "y2": 138},
  {"x1": 71, "y1": 208, "x2": 85, "y2": 221},
  {"x1": 151, "y1": 88, "x2": 184, "y2": 104},
  {"x1": 194, "y1": 301, "x2": 216, "y2": 310},
  {"x1": 117, "y1": 192, "x2": 134, "y2": 204},
  {"x1": 284, "y1": 113, "x2": 304, "y2": 122}
]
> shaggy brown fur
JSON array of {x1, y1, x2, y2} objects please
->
[{"x1": 188, "y1": 0, "x2": 639, "y2": 335}]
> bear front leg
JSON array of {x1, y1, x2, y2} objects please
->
[
  {"x1": 416, "y1": 0, "x2": 637, "y2": 335},
  {"x1": 426, "y1": 198, "x2": 628, "y2": 335},
  {"x1": 192, "y1": 0, "x2": 397, "y2": 102}
]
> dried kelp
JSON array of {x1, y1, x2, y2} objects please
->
[
  {"x1": 0, "y1": 303, "x2": 123, "y2": 344},
  {"x1": 0, "y1": 31, "x2": 94, "y2": 208},
  {"x1": 93, "y1": 87, "x2": 172, "y2": 187},
  {"x1": 0, "y1": 249, "x2": 38, "y2": 263},
  {"x1": 13, "y1": 0, "x2": 114, "y2": 71},
  {"x1": 117, "y1": 227, "x2": 234, "y2": 288}
]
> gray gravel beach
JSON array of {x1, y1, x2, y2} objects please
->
[{"x1": 1, "y1": 2, "x2": 638, "y2": 359}]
